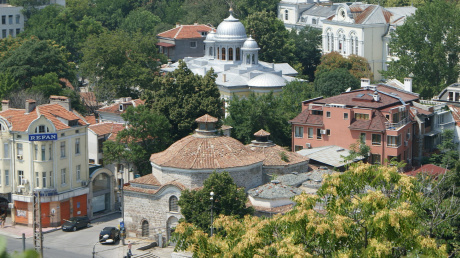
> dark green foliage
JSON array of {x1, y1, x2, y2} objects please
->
[
  {"x1": 428, "y1": 130, "x2": 459, "y2": 169},
  {"x1": 233, "y1": 0, "x2": 279, "y2": 19},
  {"x1": 289, "y1": 26, "x2": 322, "y2": 81},
  {"x1": 383, "y1": 0, "x2": 460, "y2": 98},
  {"x1": 314, "y1": 68, "x2": 360, "y2": 97},
  {"x1": 0, "y1": 72, "x2": 19, "y2": 102},
  {"x1": 103, "y1": 105, "x2": 172, "y2": 175},
  {"x1": 120, "y1": 8, "x2": 161, "y2": 35},
  {"x1": 315, "y1": 52, "x2": 373, "y2": 81},
  {"x1": 0, "y1": 37, "x2": 75, "y2": 89},
  {"x1": 178, "y1": 171, "x2": 254, "y2": 232},
  {"x1": 243, "y1": 11, "x2": 295, "y2": 63},
  {"x1": 144, "y1": 61, "x2": 222, "y2": 141},
  {"x1": 80, "y1": 30, "x2": 166, "y2": 101},
  {"x1": 180, "y1": 0, "x2": 228, "y2": 26}
]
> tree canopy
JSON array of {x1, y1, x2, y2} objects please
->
[
  {"x1": 173, "y1": 163, "x2": 447, "y2": 257},
  {"x1": 289, "y1": 26, "x2": 322, "y2": 81},
  {"x1": 314, "y1": 68, "x2": 360, "y2": 97},
  {"x1": 315, "y1": 52, "x2": 374, "y2": 81},
  {"x1": 143, "y1": 61, "x2": 222, "y2": 141},
  {"x1": 177, "y1": 171, "x2": 254, "y2": 233},
  {"x1": 383, "y1": 0, "x2": 460, "y2": 98}
]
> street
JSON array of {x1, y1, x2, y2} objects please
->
[{"x1": 5, "y1": 213, "x2": 129, "y2": 258}]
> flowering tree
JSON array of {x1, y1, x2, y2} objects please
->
[{"x1": 173, "y1": 163, "x2": 447, "y2": 257}]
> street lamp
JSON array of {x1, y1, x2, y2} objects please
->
[{"x1": 210, "y1": 191, "x2": 214, "y2": 237}]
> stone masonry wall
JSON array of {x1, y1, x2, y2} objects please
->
[{"x1": 262, "y1": 161, "x2": 309, "y2": 183}]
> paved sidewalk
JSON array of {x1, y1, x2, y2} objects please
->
[{"x1": 0, "y1": 217, "x2": 60, "y2": 239}]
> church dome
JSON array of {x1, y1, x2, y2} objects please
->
[
  {"x1": 248, "y1": 73, "x2": 287, "y2": 88},
  {"x1": 216, "y1": 10, "x2": 247, "y2": 40},
  {"x1": 204, "y1": 30, "x2": 217, "y2": 42},
  {"x1": 242, "y1": 36, "x2": 260, "y2": 50}
]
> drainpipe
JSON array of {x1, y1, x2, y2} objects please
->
[{"x1": 12, "y1": 132, "x2": 16, "y2": 225}]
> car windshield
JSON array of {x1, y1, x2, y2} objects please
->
[{"x1": 67, "y1": 218, "x2": 78, "y2": 223}]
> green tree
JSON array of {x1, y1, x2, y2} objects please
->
[
  {"x1": 80, "y1": 30, "x2": 166, "y2": 101},
  {"x1": 289, "y1": 26, "x2": 322, "y2": 81},
  {"x1": 181, "y1": 0, "x2": 228, "y2": 26},
  {"x1": 314, "y1": 68, "x2": 360, "y2": 97},
  {"x1": 27, "y1": 72, "x2": 62, "y2": 97},
  {"x1": 177, "y1": 171, "x2": 253, "y2": 233},
  {"x1": 428, "y1": 129, "x2": 459, "y2": 169},
  {"x1": 233, "y1": 0, "x2": 279, "y2": 19},
  {"x1": 278, "y1": 80, "x2": 318, "y2": 121},
  {"x1": 103, "y1": 105, "x2": 172, "y2": 175},
  {"x1": 144, "y1": 61, "x2": 222, "y2": 141},
  {"x1": 89, "y1": 0, "x2": 138, "y2": 30},
  {"x1": 173, "y1": 163, "x2": 447, "y2": 256},
  {"x1": 243, "y1": 11, "x2": 295, "y2": 63},
  {"x1": 0, "y1": 72, "x2": 19, "y2": 102},
  {"x1": 383, "y1": 0, "x2": 460, "y2": 98},
  {"x1": 120, "y1": 8, "x2": 161, "y2": 35},
  {"x1": 0, "y1": 37, "x2": 75, "y2": 89},
  {"x1": 315, "y1": 52, "x2": 373, "y2": 81}
]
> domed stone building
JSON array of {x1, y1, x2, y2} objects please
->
[{"x1": 161, "y1": 9, "x2": 299, "y2": 106}]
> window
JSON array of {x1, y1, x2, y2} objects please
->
[
  {"x1": 18, "y1": 170, "x2": 24, "y2": 185},
  {"x1": 1, "y1": 16, "x2": 5, "y2": 25},
  {"x1": 217, "y1": 47, "x2": 220, "y2": 59},
  {"x1": 35, "y1": 125, "x2": 49, "y2": 133},
  {"x1": 36, "y1": 172, "x2": 39, "y2": 188},
  {"x1": 49, "y1": 144, "x2": 52, "y2": 160},
  {"x1": 355, "y1": 113, "x2": 370, "y2": 120},
  {"x1": 5, "y1": 170, "x2": 8, "y2": 186},
  {"x1": 326, "y1": 111, "x2": 331, "y2": 118},
  {"x1": 295, "y1": 126, "x2": 303, "y2": 138},
  {"x1": 61, "y1": 168, "x2": 66, "y2": 185},
  {"x1": 16, "y1": 14, "x2": 20, "y2": 24},
  {"x1": 75, "y1": 130, "x2": 79, "y2": 134},
  {"x1": 360, "y1": 133, "x2": 366, "y2": 142},
  {"x1": 190, "y1": 41, "x2": 197, "y2": 48},
  {"x1": 17, "y1": 143, "x2": 23, "y2": 156},
  {"x1": 371, "y1": 154, "x2": 381, "y2": 164},
  {"x1": 98, "y1": 138, "x2": 105, "y2": 153},
  {"x1": 1, "y1": 29, "x2": 6, "y2": 38},
  {"x1": 142, "y1": 220, "x2": 149, "y2": 237},
  {"x1": 8, "y1": 15, "x2": 12, "y2": 24},
  {"x1": 61, "y1": 133, "x2": 65, "y2": 137},
  {"x1": 9, "y1": 29, "x2": 13, "y2": 36},
  {"x1": 236, "y1": 47, "x2": 240, "y2": 60},
  {"x1": 4, "y1": 143, "x2": 8, "y2": 158},
  {"x1": 221, "y1": 48, "x2": 226, "y2": 60},
  {"x1": 387, "y1": 135, "x2": 401, "y2": 147},
  {"x1": 42, "y1": 172, "x2": 46, "y2": 188},
  {"x1": 285, "y1": 10, "x2": 289, "y2": 20},
  {"x1": 76, "y1": 165, "x2": 81, "y2": 181},
  {"x1": 372, "y1": 134, "x2": 382, "y2": 145},
  {"x1": 35, "y1": 145, "x2": 38, "y2": 160},
  {"x1": 75, "y1": 138, "x2": 80, "y2": 155},
  {"x1": 312, "y1": 18, "x2": 317, "y2": 24},
  {"x1": 308, "y1": 128, "x2": 313, "y2": 139},
  {"x1": 228, "y1": 48, "x2": 233, "y2": 60},
  {"x1": 49, "y1": 171, "x2": 53, "y2": 187},
  {"x1": 294, "y1": 145, "x2": 303, "y2": 151},
  {"x1": 60, "y1": 142, "x2": 65, "y2": 157},
  {"x1": 326, "y1": 129, "x2": 331, "y2": 136},
  {"x1": 317, "y1": 129, "x2": 322, "y2": 139},
  {"x1": 16, "y1": 28, "x2": 20, "y2": 35},
  {"x1": 344, "y1": 113, "x2": 349, "y2": 119},
  {"x1": 41, "y1": 145, "x2": 45, "y2": 161},
  {"x1": 169, "y1": 196, "x2": 179, "y2": 212},
  {"x1": 406, "y1": 129, "x2": 411, "y2": 140}
]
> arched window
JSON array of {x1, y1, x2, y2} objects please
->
[
  {"x1": 228, "y1": 48, "x2": 233, "y2": 61},
  {"x1": 35, "y1": 125, "x2": 49, "y2": 134},
  {"x1": 252, "y1": 54, "x2": 255, "y2": 64},
  {"x1": 337, "y1": 30, "x2": 345, "y2": 54},
  {"x1": 222, "y1": 48, "x2": 226, "y2": 60},
  {"x1": 326, "y1": 29, "x2": 333, "y2": 52},
  {"x1": 246, "y1": 54, "x2": 250, "y2": 64},
  {"x1": 285, "y1": 10, "x2": 289, "y2": 20},
  {"x1": 350, "y1": 31, "x2": 358, "y2": 55},
  {"x1": 169, "y1": 196, "x2": 178, "y2": 212},
  {"x1": 312, "y1": 18, "x2": 317, "y2": 25},
  {"x1": 217, "y1": 47, "x2": 220, "y2": 59},
  {"x1": 141, "y1": 220, "x2": 149, "y2": 237},
  {"x1": 209, "y1": 47, "x2": 213, "y2": 56},
  {"x1": 236, "y1": 47, "x2": 240, "y2": 61}
]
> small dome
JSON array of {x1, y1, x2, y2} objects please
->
[
  {"x1": 216, "y1": 12, "x2": 247, "y2": 39},
  {"x1": 248, "y1": 73, "x2": 287, "y2": 88},
  {"x1": 242, "y1": 36, "x2": 259, "y2": 50},
  {"x1": 204, "y1": 30, "x2": 216, "y2": 42}
]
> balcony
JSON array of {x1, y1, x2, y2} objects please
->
[{"x1": 385, "y1": 117, "x2": 410, "y2": 131}]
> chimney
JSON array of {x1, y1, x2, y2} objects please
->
[
  {"x1": 176, "y1": 22, "x2": 180, "y2": 28},
  {"x1": 1, "y1": 100, "x2": 9, "y2": 111},
  {"x1": 194, "y1": 22, "x2": 198, "y2": 25},
  {"x1": 404, "y1": 78, "x2": 412, "y2": 92},
  {"x1": 372, "y1": 91, "x2": 380, "y2": 102},
  {"x1": 361, "y1": 78, "x2": 370, "y2": 88},
  {"x1": 223, "y1": 74, "x2": 226, "y2": 82},
  {"x1": 25, "y1": 99, "x2": 36, "y2": 114},
  {"x1": 49, "y1": 95, "x2": 71, "y2": 111}
]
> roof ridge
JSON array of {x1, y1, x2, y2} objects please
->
[{"x1": 174, "y1": 26, "x2": 183, "y2": 39}]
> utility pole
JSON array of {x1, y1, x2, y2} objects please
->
[{"x1": 33, "y1": 191, "x2": 43, "y2": 257}]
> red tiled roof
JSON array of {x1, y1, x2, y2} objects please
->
[
  {"x1": 129, "y1": 174, "x2": 161, "y2": 186},
  {"x1": 85, "y1": 115, "x2": 97, "y2": 125},
  {"x1": 150, "y1": 134, "x2": 264, "y2": 170},
  {"x1": 97, "y1": 99, "x2": 144, "y2": 114},
  {"x1": 124, "y1": 174, "x2": 187, "y2": 193},
  {"x1": 157, "y1": 25, "x2": 214, "y2": 40},
  {"x1": 354, "y1": 5, "x2": 376, "y2": 24},
  {"x1": 246, "y1": 144, "x2": 309, "y2": 167},
  {"x1": 195, "y1": 114, "x2": 218, "y2": 123},
  {"x1": 405, "y1": 164, "x2": 448, "y2": 177},
  {"x1": 156, "y1": 42, "x2": 175, "y2": 47},
  {"x1": 0, "y1": 104, "x2": 87, "y2": 132},
  {"x1": 89, "y1": 122, "x2": 125, "y2": 136},
  {"x1": 59, "y1": 78, "x2": 74, "y2": 90},
  {"x1": 316, "y1": 89, "x2": 402, "y2": 109},
  {"x1": 289, "y1": 108, "x2": 323, "y2": 126},
  {"x1": 375, "y1": 84, "x2": 419, "y2": 103},
  {"x1": 254, "y1": 129, "x2": 270, "y2": 137},
  {"x1": 79, "y1": 92, "x2": 99, "y2": 107},
  {"x1": 349, "y1": 110, "x2": 386, "y2": 132}
]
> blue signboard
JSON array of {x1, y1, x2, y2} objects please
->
[
  {"x1": 120, "y1": 221, "x2": 124, "y2": 228},
  {"x1": 29, "y1": 133, "x2": 58, "y2": 141}
]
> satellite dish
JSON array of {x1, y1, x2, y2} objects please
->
[{"x1": 345, "y1": 87, "x2": 351, "y2": 92}]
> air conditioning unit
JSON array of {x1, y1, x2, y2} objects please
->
[
  {"x1": 306, "y1": 143, "x2": 311, "y2": 149},
  {"x1": 81, "y1": 181, "x2": 88, "y2": 187},
  {"x1": 320, "y1": 130, "x2": 327, "y2": 135},
  {"x1": 404, "y1": 141, "x2": 408, "y2": 146},
  {"x1": 17, "y1": 155, "x2": 23, "y2": 160}
]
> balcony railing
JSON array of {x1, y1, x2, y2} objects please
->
[{"x1": 385, "y1": 117, "x2": 410, "y2": 130}]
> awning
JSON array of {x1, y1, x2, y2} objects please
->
[
  {"x1": 424, "y1": 130, "x2": 440, "y2": 137},
  {"x1": 156, "y1": 42, "x2": 175, "y2": 47}
]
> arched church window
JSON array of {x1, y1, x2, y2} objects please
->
[
  {"x1": 141, "y1": 220, "x2": 149, "y2": 237},
  {"x1": 222, "y1": 48, "x2": 226, "y2": 60},
  {"x1": 229, "y1": 48, "x2": 233, "y2": 61},
  {"x1": 285, "y1": 10, "x2": 289, "y2": 20},
  {"x1": 252, "y1": 54, "x2": 255, "y2": 64},
  {"x1": 236, "y1": 48, "x2": 240, "y2": 61},
  {"x1": 169, "y1": 196, "x2": 178, "y2": 212},
  {"x1": 217, "y1": 47, "x2": 220, "y2": 59},
  {"x1": 338, "y1": 31, "x2": 345, "y2": 54},
  {"x1": 350, "y1": 31, "x2": 358, "y2": 55}
]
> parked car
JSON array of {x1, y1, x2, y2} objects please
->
[
  {"x1": 99, "y1": 227, "x2": 120, "y2": 244},
  {"x1": 62, "y1": 216, "x2": 91, "y2": 232}
]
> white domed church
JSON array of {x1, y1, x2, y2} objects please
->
[{"x1": 161, "y1": 9, "x2": 299, "y2": 106}]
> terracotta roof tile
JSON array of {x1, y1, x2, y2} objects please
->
[
  {"x1": 247, "y1": 144, "x2": 308, "y2": 167},
  {"x1": 97, "y1": 99, "x2": 144, "y2": 114},
  {"x1": 129, "y1": 174, "x2": 161, "y2": 186},
  {"x1": 157, "y1": 25, "x2": 214, "y2": 39},
  {"x1": 349, "y1": 111, "x2": 386, "y2": 132},
  {"x1": 59, "y1": 78, "x2": 74, "y2": 90},
  {"x1": 249, "y1": 203, "x2": 294, "y2": 214},
  {"x1": 354, "y1": 5, "x2": 375, "y2": 24},
  {"x1": 254, "y1": 129, "x2": 270, "y2": 137},
  {"x1": 195, "y1": 114, "x2": 218, "y2": 123},
  {"x1": 316, "y1": 89, "x2": 401, "y2": 109},
  {"x1": 405, "y1": 164, "x2": 448, "y2": 177},
  {"x1": 85, "y1": 115, "x2": 97, "y2": 125},
  {"x1": 79, "y1": 92, "x2": 99, "y2": 107},
  {"x1": 375, "y1": 84, "x2": 419, "y2": 103},
  {"x1": 289, "y1": 109, "x2": 323, "y2": 126},
  {"x1": 150, "y1": 134, "x2": 264, "y2": 170},
  {"x1": 89, "y1": 122, "x2": 125, "y2": 136},
  {"x1": 124, "y1": 175, "x2": 187, "y2": 193}
]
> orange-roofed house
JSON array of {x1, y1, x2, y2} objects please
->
[
  {"x1": 96, "y1": 97, "x2": 144, "y2": 124},
  {"x1": 0, "y1": 96, "x2": 90, "y2": 227},
  {"x1": 157, "y1": 23, "x2": 214, "y2": 62}
]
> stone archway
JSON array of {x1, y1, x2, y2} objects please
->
[
  {"x1": 89, "y1": 167, "x2": 115, "y2": 218},
  {"x1": 166, "y1": 216, "x2": 179, "y2": 245}
]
